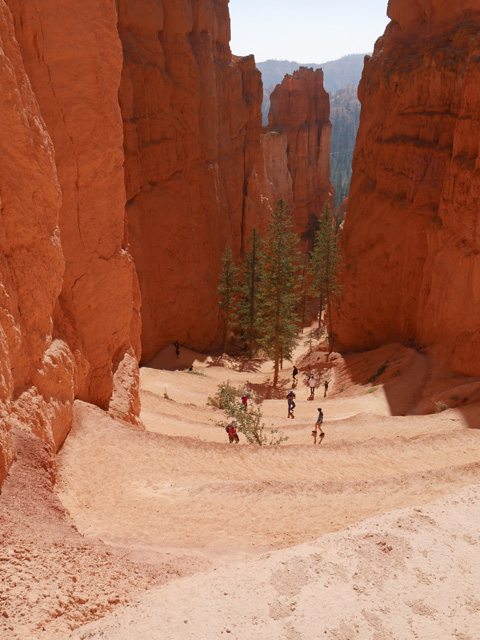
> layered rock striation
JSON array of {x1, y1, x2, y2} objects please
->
[
  {"x1": 264, "y1": 67, "x2": 332, "y2": 241},
  {"x1": 1, "y1": 0, "x2": 141, "y2": 486},
  {"x1": 336, "y1": 1, "x2": 480, "y2": 376},
  {"x1": 118, "y1": 6, "x2": 332, "y2": 362}
]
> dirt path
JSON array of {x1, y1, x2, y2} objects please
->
[{"x1": 3, "y1": 337, "x2": 480, "y2": 638}]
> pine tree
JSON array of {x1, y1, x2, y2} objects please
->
[
  {"x1": 236, "y1": 229, "x2": 264, "y2": 359},
  {"x1": 218, "y1": 245, "x2": 238, "y2": 354},
  {"x1": 258, "y1": 199, "x2": 301, "y2": 387},
  {"x1": 309, "y1": 201, "x2": 343, "y2": 352}
]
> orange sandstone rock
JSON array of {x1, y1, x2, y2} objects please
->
[
  {"x1": 266, "y1": 68, "x2": 333, "y2": 240},
  {"x1": 336, "y1": 1, "x2": 480, "y2": 376},
  {"x1": 0, "y1": 0, "x2": 66, "y2": 482},
  {"x1": 118, "y1": 0, "x2": 266, "y2": 361},
  {"x1": 7, "y1": 0, "x2": 142, "y2": 420}
]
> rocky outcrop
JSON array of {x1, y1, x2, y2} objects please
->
[
  {"x1": 0, "y1": 0, "x2": 65, "y2": 484},
  {"x1": 335, "y1": 1, "x2": 480, "y2": 376},
  {"x1": 0, "y1": 0, "x2": 141, "y2": 485},
  {"x1": 265, "y1": 68, "x2": 332, "y2": 241},
  {"x1": 118, "y1": 0, "x2": 266, "y2": 362},
  {"x1": 7, "y1": 0, "x2": 141, "y2": 415}
]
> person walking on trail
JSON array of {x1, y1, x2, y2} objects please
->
[
  {"x1": 241, "y1": 392, "x2": 248, "y2": 409},
  {"x1": 312, "y1": 407, "x2": 325, "y2": 444},
  {"x1": 292, "y1": 365, "x2": 298, "y2": 384},
  {"x1": 174, "y1": 340, "x2": 180, "y2": 359},
  {"x1": 324, "y1": 379, "x2": 329, "y2": 397},
  {"x1": 287, "y1": 390, "x2": 296, "y2": 419},
  {"x1": 226, "y1": 419, "x2": 240, "y2": 443},
  {"x1": 308, "y1": 374, "x2": 316, "y2": 399}
]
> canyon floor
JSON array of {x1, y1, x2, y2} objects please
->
[{"x1": 1, "y1": 335, "x2": 480, "y2": 639}]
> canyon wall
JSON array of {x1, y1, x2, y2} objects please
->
[
  {"x1": 0, "y1": 0, "x2": 141, "y2": 486},
  {"x1": 264, "y1": 68, "x2": 332, "y2": 242},
  {"x1": 336, "y1": 0, "x2": 480, "y2": 376},
  {"x1": 0, "y1": 0, "x2": 332, "y2": 485},
  {"x1": 118, "y1": 0, "x2": 265, "y2": 362},
  {"x1": 118, "y1": 4, "x2": 332, "y2": 362}
]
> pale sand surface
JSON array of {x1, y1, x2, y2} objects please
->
[
  {"x1": 56, "y1": 339, "x2": 480, "y2": 638},
  {"x1": 72, "y1": 484, "x2": 480, "y2": 640},
  {"x1": 2, "y1": 338, "x2": 480, "y2": 638}
]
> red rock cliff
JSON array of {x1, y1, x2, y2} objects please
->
[
  {"x1": 0, "y1": 0, "x2": 64, "y2": 483},
  {"x1": 264, "y1": 67, "x2": 333, "y2": 241},
  {"x1": 336, "y1": 0, "x2": 480, "y2": 375},
  {"x1": 118, "y1": 0, "x2": 265, "y2": 362},
  {"x1": 0, "y1": 0, "x2": 141, "y2": 486}
]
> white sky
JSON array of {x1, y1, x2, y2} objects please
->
[{"x1": 229, "y1": 0, "x2": 390, "y2": 63}]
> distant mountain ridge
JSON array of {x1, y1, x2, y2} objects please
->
[
  {"x1": 257, "y1": 53, "x2": 367, "y2": 95},
  {"x1": 258, "y1": 54, "x2": 366, "y2": 210}
]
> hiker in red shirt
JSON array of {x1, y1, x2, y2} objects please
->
[{"x1": 226, "y1": 420, "x2": 240, "y2": 443}]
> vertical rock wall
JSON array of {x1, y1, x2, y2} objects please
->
[
  {"x1": 0, "y1": 0, "x2": 67, "y2": 484},
  {"x1": 117, "y1": 0, "x2": 266, "y2": 362},
  {"x1": 6, "y1": 0, "x2": 141, "y2": 419},
  {"x1": 336, "y1": 1, "x2": 480, "y2": 375},
  {"x1": 266, "y1": 67, "x2": 333, "y2": 241}
]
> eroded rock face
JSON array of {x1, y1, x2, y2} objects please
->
[
  {"x1": 1, "y1": 0, "x2": 142, "y2": 485},
  {"x1": 6, "y1": 0, "x2": 141, "y2": 418},
  {"x1": 118, "y1": 0, "x2": 267, "y2": 362},
  {"x1": 266, "y1": 68, "x2": 332, "y2": 240},
  {"x1": 336, "y1": 1, "x2": 480, "y2": 375},
  {"x1": 0, "y1": 0, "x2": 67, "y2": 483}
]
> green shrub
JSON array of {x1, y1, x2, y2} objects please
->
[{"x1": 435, "y1": 401, "x2": 448, "y2": 413}]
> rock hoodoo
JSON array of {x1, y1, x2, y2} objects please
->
[
  {"x1": 335, "y1": 0, "x2": 480, "y2": 376},
  {"x1": 263, "y1": 67, "x2": 332, "y2": 242}
]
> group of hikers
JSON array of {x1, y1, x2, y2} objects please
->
[
  {"x1": 226, "y1": 366, "x2": 329, "y2": 446},
  {"x1": 287, "y1": 365, "x2": 328, "y2": 444}
]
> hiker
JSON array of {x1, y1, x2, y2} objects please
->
[
  {"x1": 292, "y1": 365, "x2": 298, "y2": 382},
  {"x1": 287, "y1": 389, "x2": 296, "y2": 419},
  {"x1": 241, "y1": 392, "x2": 248, "y2": 409},
  {"x1": 174, "y1": 340, "x2": 180, "y2": 359},
  {"x1": 324, "y1": 379, "x2": 329, "y2": 397},
  {"x1": 226, "y1": 419, "x2": 240, "y2": 443},
  {"x1": 308, "y1": 374, "x2": 316, "y2": 399},
  {"x1": 311, "y1": 407, "x2": 325, "y2": 444}
]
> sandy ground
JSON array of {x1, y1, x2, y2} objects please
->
[{"x1": 2, "y1": 336, "x2": 480, "y2": 637}]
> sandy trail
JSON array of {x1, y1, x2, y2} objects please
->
[
  {"x1": 56, "y1": 341, "x2": 480, "y2": 559},
  {"x1": 4, "y1": 337, "x2": 479, "y2": 638}
]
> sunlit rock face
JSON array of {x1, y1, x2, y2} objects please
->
[
  {"x1": 335, "y1": 0, "x2": 480, "y2": 375},
  {"x1": 266, "y1": 67, "x2": 333, "y2": 241},
  {"x1": 0, "y1": 0, "x2": 141, "y2": 487},
  {"x1": 117, "y1": 0, "x2": 267, "y2": 361},
  {"x1": 0, "y1": 0, "x2": 67, "y2": 484}
]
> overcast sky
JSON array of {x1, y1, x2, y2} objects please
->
[{"x1": 229, "y1": 0, "x2": 390, "y2": 63}]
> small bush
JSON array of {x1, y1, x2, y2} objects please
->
[
  {"x1": 435, "y1": 401, "x2": 448, "y2": 413},
  {"x1": 362, "y1": 385, "x2": 379, "y2": 395},
  {"x1": 213, "y1": 381, "x2": 287, "y2": 445}
]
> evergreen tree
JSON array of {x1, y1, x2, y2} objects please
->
[
  {"x1": 258, "y1": 199, "x2": 301, "y2": 386},
  {"x1": 218, "y1": 245, "x2": 238, "y2": 354},
  {"x1": 236, "y1": 229, "x2": 264, "y2": 359},
  {"x1": 309, "y1": 201, "x2": 343, "y2": 352}
]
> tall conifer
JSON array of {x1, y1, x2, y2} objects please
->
[
  {"x1": 218, "y1": 245, "x2": 238, "y2": 354},
  {"x1": 309, "y1": 201, "x2": 343, "y2": 351},
  {"x1": 236, "y1": 229, "x2": 264, "y2": 359},
  {"x1": 258, "y1": 199, "x2": 300, "y2": 386}
]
